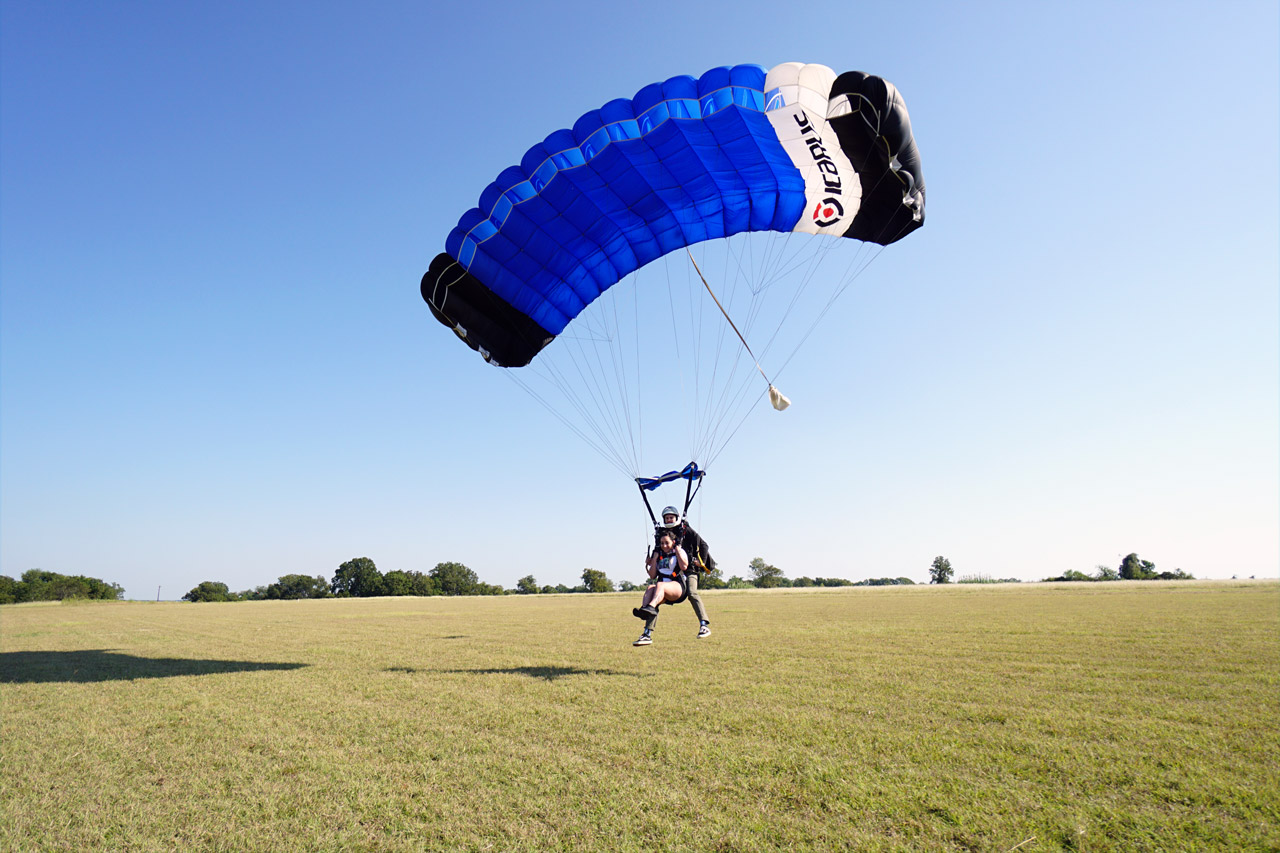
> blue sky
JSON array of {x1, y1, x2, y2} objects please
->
[{"x1": 2, "y1": 1, "x2": 1276, "y2": 598}]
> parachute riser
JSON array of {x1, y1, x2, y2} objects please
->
[
  {"x1": 636, "y1": 461, "x2": 706, "y2": 531},
  {"x1": 682, "y1": 468, "x2": 702, "y2": 518},
  {"x1": 637, "y1": 482, "x2": 659, "y2": 527}
]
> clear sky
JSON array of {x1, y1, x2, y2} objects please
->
[{"x1": 2, "y1": 1, "x2": 1276, "y2": 599}]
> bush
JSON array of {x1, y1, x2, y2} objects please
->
[
  {"x1": 183, "y1": 581, "x2": 235, "y2": 602},
  {"x1": 430, "y1": 562, "x2": 479, "y2": 596},
  {"x1": 749, "y1": 558, "x2": 787, "y2": 588},
  {"x1": 582, "y1": 569, "x2": 614, "y2": 593},
  {"x1": 331, "y1": 558, "x2": 385, "y2": 597},
  {"x1": 3, "y1": 570, "x2": 124, "y2": 603},
  {"x1": 382, "y1": 570, "x2": 438, "y2": 596},
  {"x1": 1044, "y1": 569, "x2": 1093, "y2": 582},
  {"x1": 267, "y1": 574, "x2": 330, "y2": 599},
  {"x1": 0, "y1": 576, "x2": 21, "y2": 604}
]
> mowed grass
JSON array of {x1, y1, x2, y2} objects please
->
[{"x1": 1, "y1": 582, "x2": 1277, "y2": 852}]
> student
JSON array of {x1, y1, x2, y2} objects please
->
[
  {"x1": 660, "y1": 506, "x2": 712, "y2": 638},
  {"x1": 631, "y1": 529, "x2": 687, "y2": 646}
]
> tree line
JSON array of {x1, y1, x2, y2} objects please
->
[
  {"x1": 0, "y1": 570, "x2": 124, "y2": 604},
  {"x1": 183, "y1": 558, "x2": 504, "y2": 601},
  {"x1": 927, "y1": 552, "x2": 1193, "y2": 584},
  {"x1": 183, "y1": 556, "x2": 868, "y2": 602},
  {"x1": 3, "y1": 551, "x2": 1196, "y2": 606}
]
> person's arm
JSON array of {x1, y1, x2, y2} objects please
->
[
  {"x1": 676, "y1": 546, "x2": 689, "y2": 574},
  {"x1": 685, "y1": 527, "x2": 707, "y2": 562},
  {"x1": 645, "y1": 551, "x2": 658, "y2": 579}
]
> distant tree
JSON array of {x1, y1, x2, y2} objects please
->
[
  {"x1": 269, "y1": 574, "x2": 330, "y2": 599},
  {"x1": 1119, "y1": 553, "x2": 1157, "y2": 580},
  {"x1": 14, "y1": 570, "x2": 123, "y2": 601},
  {"x1": 372, "y1": 569, "x2": 437, "y2": 597},
  {"x1": 617, "y1": 579, "x2": 641, "y2": 592},
  {"x1": 88, "y1": 577, "x2": 125, "y2": 599},
  {"x1": 20, "y1": 570, "x2": 72, "y2": 600},
  {"x1": 516, "y1": 575, "x2": 539, "y2": 595},
  {"x1": 929, "y1": 557, "x2": 954, "y2": 585},
  {"x1": 700, "y1": 562, "x2": 725, "y2": 588},
  {"x1": 700, "y1": 572, "x2": 728, "y2": 589},
  {"x1": 581, "y1": 569, "x2": 614, "y2": 593},
  {"x1": 1155, "y1": 569, "x2": 1195, "y2": 580},
  {"x1": 183, "y1": 581, "x2": 234, "y2": 602},
  {"x1": 1094, "y1": 564, "x2": 1120, "y2": 581},
  {"x1": 1044, "y1": 569, "x2": 1092, "y2": 582},
  {"x1": 725, "y1": 575, "x2": 754, "y2": 589},
  {"x1": 0, "y1": 575, "x2": 19, "y2": 604},
  {"x1": 430, "y1": 562, "x2": 479, "y2": 596},
  {"x1": 331, "y1": 557, "x2": 385, "y2": 597},
  {"x1": 749, "y1": 558, "x2": 786, "y2": 588},
  {"x1": 382, "y1": 570, "x2": 415, "y2": 596},
  {"x1": 394, "y1": 571, "x2": 439, "y2": 596}
]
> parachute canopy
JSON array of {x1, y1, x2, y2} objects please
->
[{"x1": 422, "y1": 62, "x2": 925, "y2": 368}]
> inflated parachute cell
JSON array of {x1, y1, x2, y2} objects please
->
[{"x1": 422, "y1": 62, "x2": 925, "y2": 368}]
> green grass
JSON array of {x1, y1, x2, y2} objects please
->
[{"x1": 2, "y1": 581, "x2": 1277, "y2": 852}]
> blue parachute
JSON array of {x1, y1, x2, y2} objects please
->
[{"x1": 422, "y1": 62, "x2": 924, "y2": 369}]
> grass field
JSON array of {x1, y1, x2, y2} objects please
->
[{"x1": 2, "y1": 581, "x2": 1277, "y2": 852}]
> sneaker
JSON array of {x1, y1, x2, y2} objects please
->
[
  {"x1": 639, "y1": 604, "x2": 659, "y2": 618},
  {"x1": 632, "y1": 634, "x2": 652, "y2": 646},
  {"x1": 697, "y1": 624, "x2": 711, "y2": 638},
  {"x1": 632, "y1": 607, "x2": 647, "y2": 620}
]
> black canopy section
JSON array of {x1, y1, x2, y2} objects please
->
[
  {"x1": 421, "y1": 252, "x2": 553, "y2": 367},
  {"x1": 828, "y1": 71, "x2": 926, "y2": 247}
]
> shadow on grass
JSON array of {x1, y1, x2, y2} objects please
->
[
  {"x1": 0, "y1": 650, "x2": 309, "y2": 684},
  {"x1": 387, "y1": 665, "x2": 642, "y2": 682}
]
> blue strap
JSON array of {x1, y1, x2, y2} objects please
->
[{"x1": 635, "y1": 462, "x2": 703, "y2": 492}]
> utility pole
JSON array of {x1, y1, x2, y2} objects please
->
[{"x1": 156, "y1": 586, "x2": 161, "y2": 602}]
